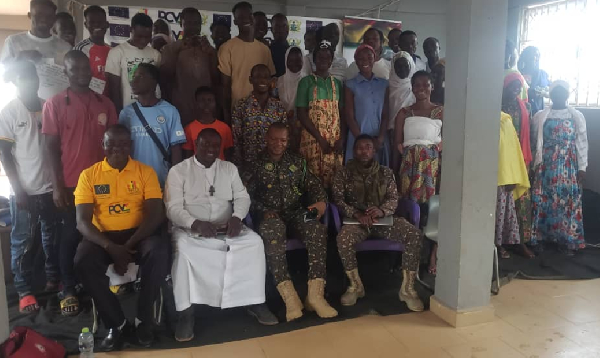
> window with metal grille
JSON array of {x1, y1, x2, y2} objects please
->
[{"x1": 520, "y1": 0, "x2": 600, "y2": 107}]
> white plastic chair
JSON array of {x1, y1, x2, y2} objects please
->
[{"x1": 420, "y1": 195, "x2": 501, "y2": 294}]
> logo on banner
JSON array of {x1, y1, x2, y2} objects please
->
[
  {"x1": 306, "y1": 20, "x2": 323, "y2": 32},
  {"x1": 158, "y1": 10, "x2": 182, "y2": 24},
  {"x1": 289, "y1": 38, "x2": 302, "y2": 47},
  {"x1": 110, "y1": 23, "x2": 130, "y2": 38},
  {"x1": 213, "y1": 14, "x2": 231, "y2": 27},
  {"x1": 108, "y1": 6, "x2": 129, "y2": 19},
  {"x1": 290, "y1": 20, "x2": 302, "y2": 32}
]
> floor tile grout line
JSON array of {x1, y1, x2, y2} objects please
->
[
  {"x1": 256, "y1": 338, "x2": 269, "y2": 358},
  {"x1": 372, "y1": 316, "x2": 410, "y2": 349},
  {"x1": 496, "y1": 336, "x2": 534, "y2": 357}
]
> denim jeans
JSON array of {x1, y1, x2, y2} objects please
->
[
  {"x1": 57, "y1": 188, "x2": 81, "y2": 294},
  {"x1": 10, "y1": 192, "x2": 59, "y2": 297}
]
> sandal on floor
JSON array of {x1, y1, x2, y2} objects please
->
[
  {"x1": 428, "y1": 264, "x2": 437, "y2": 275},
  {"x1": 518, "y1": 244, "x2": 536, "y2": 259},
  {"x1": 19, "y1": 295, "x2": 39, "y2": 314},
  {"x1": 60, "y1": 295, "x2": 80, "y2": 317},
  {"x1": 498, "y1": 246, "x2": 510, "y2": 259}
]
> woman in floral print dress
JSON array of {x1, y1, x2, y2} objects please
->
[
  {"x1": 531, "y1": 80, "x2": 588, "y2": 255},
  {"x1": 296, "y1": 40, "x2": 344, "y2": 188}
]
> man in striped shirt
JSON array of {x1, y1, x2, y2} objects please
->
[{"x1": 74, "y1": 5, "x2": 110, "y2": 96}]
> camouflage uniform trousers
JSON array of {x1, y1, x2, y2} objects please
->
[
  {"x1": 258, "y1": 214, "x2": 327, "y2": 285},
  {"x1": 337, "y1": 216, "x2": 422, "y2": 271}
]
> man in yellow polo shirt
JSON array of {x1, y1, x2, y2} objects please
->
[{"x1": 73, "y1": 124, "x2": 167, "y2": 352}]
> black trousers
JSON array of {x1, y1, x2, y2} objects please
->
[{"x1": 74, "y1": 229, "x2": 169, "y2": 329}]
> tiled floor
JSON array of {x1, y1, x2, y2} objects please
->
[{"x1": 87, "y1": 278, "x2": 600, "y2": 358}]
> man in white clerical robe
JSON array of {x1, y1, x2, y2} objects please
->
[{"x1": 165, "y1": 128, "x2": 278, "y2": 343}]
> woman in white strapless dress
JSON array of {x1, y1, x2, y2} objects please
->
[
  {"x1": 393, "y1": 71, "x2": 443, "y2": 204},
  {"x1": 393, "y1": 71, "x2": 443, "y2": 274}
]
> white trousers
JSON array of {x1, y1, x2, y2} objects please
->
[{"x1": 171, "y1": 226, "x2": 266, "y2": 311}]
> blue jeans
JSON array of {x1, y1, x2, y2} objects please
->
[{"x1": 10, "y1": 192, "x2": 59, "y2": 297}]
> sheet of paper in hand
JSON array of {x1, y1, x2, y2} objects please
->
[
  {"x1": 105, "y1": 262, "x2": 139, "y2": 285},
  {"x1": 36, "y1": 59, "x2": 69, "y2": 99},
  {"x1": 37, "y1": 59, "x2": 106, "y2": 96}
]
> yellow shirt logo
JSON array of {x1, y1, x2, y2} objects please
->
[{"x1": 127, "y1": 180, "x2": 140, "y2": 194}]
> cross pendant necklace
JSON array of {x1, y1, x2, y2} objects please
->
[{"x1": 205, "y1": 164, "x2": 218, "y2": 197}]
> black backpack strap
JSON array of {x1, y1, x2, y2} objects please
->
[{"x1": 131, "y1": 102, "x2": 170, "y2": 164}]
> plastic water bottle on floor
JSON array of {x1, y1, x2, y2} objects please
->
[{"x1": 79, "y1": 327, "x2": 94, "y2": 357}]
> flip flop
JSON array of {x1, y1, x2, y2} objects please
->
[
  {"x1": 519, "y1": 244, "x2": 536, "y2": 259},
  {"x1": 428, "y1": 265, "x2": 437, "y2": 275},
  {"x1": 498, "y1": 247, "x2": 510, "y2": 259},
  {"x1": 60, "y1": 295, "x2": 80, "y2": 317},
  {"x1": 19, "y1": 295, "x2": 39, "y2": 314}
]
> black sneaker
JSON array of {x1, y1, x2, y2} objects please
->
[
  {"x1": 99, "y1": 321, "x2": 135, "y2": 352},
  {"x1": 135, "y1": 322, "x2": 155, "y2": 348},
  {"x1": 247, "y1": 303, "x2": 278, "y2": 326},
  {"x1": 175, "y1": 306, "x2": 195, "y2": 342}
]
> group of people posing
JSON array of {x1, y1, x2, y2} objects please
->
[{"x1": 0, "y1": 0, "x2": 589, "y2": 352}]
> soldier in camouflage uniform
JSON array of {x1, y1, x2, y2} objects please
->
[
  {"x1": 247, "y1": 123, "x2": 338, "y2": 322},
  {"x1": 333, "y1": 134, "x2": 424, "y2": 312}
]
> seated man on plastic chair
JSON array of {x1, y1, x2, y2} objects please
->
[
  {"x1": 74, "y1": 124, "x2": 169, "y2": 351},
  {"x1": 247, "y1": 123, "x2": 338, "y2": 322},
  {"x1": 332, "y1": 134, "x2": 424, "y2": 312}
]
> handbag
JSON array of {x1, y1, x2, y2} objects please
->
[
  {"x1": 132, "y1": 102, "x2": 170, "y2": 164},
  {"x1": 0, "y1": 326, "x2": 66, "y2": 358}
]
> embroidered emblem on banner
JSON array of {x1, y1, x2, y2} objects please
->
[{"x1": 290, "y1": 20, "x2": 301, "y2": 32}]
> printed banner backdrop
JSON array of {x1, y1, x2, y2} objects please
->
[
  {"x1": 85, "y1": 6, "x2": 343, "y2": 55},
  {"x1": 342, "y1": 16, "x2": 402, "y2": 49},
  {"x1": 342, "y1": 16, "x2": 402, "y2": 65}
]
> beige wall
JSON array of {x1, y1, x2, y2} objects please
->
[{"x1": 0, "y1": 14, "x2": 29, "y2": 54}]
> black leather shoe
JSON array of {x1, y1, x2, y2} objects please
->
[
  {"x1": 247, "y1": 303, "x2": 278, "y2": 326},
  {"x1": 136, "y1": 322, "x2": 155, "y2": 348},
  {"x1": 99, "y1": 321, "x2": 134, "y2": 352},
  {"x1": 175, "y1": 306, "x2": 195, "y2": 342}
]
